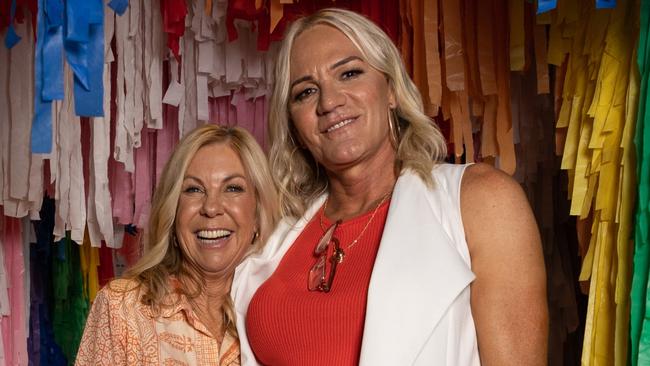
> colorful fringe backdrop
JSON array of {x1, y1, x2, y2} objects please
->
[{"x1": 0, "y1": 0, "x2": 648, "y2": 365}]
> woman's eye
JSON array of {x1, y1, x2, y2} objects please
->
[
  {"x1": 226, "y1": 184, "x2": 245, "y2": 193},
  {"x1": 293, "y1": 87, "x2": 317, "y2": 102},
  {"x1": 341, "y1": 69, "x2": 363, "y2": 79},
  {"x1": 184, "y1": 186, "x2": 203, "y2": 194}
]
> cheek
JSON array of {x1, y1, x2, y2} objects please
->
[
  {"x1": 243, "y1": 199, "x2": 258, "y2": 225},
  {"x1": 175, "y1": 200, "x2": 201, "y2": 228},
  {"x1": 229, "y1": 196, "x2": 257, "y2": 227},
  {"x1": 290, "y1": 107, "x2": 314, "y2": 133}
]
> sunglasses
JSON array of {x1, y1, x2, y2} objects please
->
[{"x1": 308, "y1": 220, "x2": 344, "y2": 293}]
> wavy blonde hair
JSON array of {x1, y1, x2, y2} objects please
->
[
  {"x1": 268, "y1": 8, "x2": 448, "y2": 218},
  {"x1": 122, "y1": 124, "x2": 279, "y2": 339}
]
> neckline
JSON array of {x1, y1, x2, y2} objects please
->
[{"x1": 319, "y1": 196, "x2": 392, "y2": 229}]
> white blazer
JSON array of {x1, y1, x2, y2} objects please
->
[{"x1": 232, "y1": 165, "x2": 481, "y2": 365}]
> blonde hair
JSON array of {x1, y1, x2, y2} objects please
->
[
  {"x1": 122, "y1": 124, "x2": 279, "y2": 339},
  {"x1": 268, "y1": 8, "x2": 447, "y2": 218}
]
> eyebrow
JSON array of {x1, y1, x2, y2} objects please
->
[
  {"x1": 289, "y1": 55, "x2": 363, "y2": 90},
  {"x1": 182, "y1": 174, "x2": 247, "y2": 185},
  {"x1": 183, "y1": 175, "x2": 203, "y2": 185}
]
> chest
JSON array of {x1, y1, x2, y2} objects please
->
[
  {"x1": 128, "y1": 308, "x2": 238, "y2": 365},
  {"x1": 245, "y1": 208, "x2": 388, "y2": 365}
]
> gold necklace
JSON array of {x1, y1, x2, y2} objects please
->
[{"x1": 319, "y1": 192, "x2": 391, "y2": 251}]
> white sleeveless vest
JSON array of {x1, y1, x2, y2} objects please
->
[{"x1": 232, "y1": 164, "x2": 481, "y2": 365}]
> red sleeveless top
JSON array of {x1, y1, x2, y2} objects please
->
[{"x1": 246, "y1": 199, "x2": 390, "y2": 365}]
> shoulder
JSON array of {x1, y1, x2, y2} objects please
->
[
  {"x1": 459, "y1": 163, "x2": 536, "y2": 252},
  {"x1": 85, "y1": 278, "x2": 159, "y2": 337},
  {"x1": 106, "y1": 278, "x2": 142, "y2": 292},
  {"x1": 101, "y1": 278, "x2": 142, "y2": 299},
  {"x1": 460, "y1": 163, "x2": 528, "y2": 217},
  {"x1": 92, "y1": 278, "x2": 145, "y2": 314},
  {"x1": 430, "y1": 162, "x2": 473, "y2": 192},
  {"x1": 460, "y1": 164, "x2": 539, "y2": 255},
  {"x1": 461, "y1": 163, "x2": 521, "y2": 198}
]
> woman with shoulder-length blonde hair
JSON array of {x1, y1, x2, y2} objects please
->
[
  {"x1": 76, "y1": 124, "x2": 278, "y2": 366},
  {"x1": 233, "y1": 8, "x2": 548, "y2": 366}
]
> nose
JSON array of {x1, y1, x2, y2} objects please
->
[
  {"x1": 316, "y1": 82, "x2": 345, "y2": 116},
  {"x1": 200, "y1": 193, "x2": 223, "y2": 218}
]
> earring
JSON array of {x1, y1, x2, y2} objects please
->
[
  {"x1": 252, "y1": 231, "x2": 259, "y2": 245},
  {"x1": 388, "y1": 108, "x2": 401, "y2": 149},
  {"x1": 172, "y1": 234, "x2": 179, "y2": 247}
]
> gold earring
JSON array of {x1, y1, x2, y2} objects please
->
[
  {"x1": 388, "y1": 108, "x2": 400, "y2": 149},
  {"x1": 252, "y1": 231, "x2": 259, "y2": 245}
]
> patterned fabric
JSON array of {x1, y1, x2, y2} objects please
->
[{"x1": 75, "y1": 278, "x2": 240, "y2": 366}]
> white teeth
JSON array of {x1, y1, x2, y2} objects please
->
[
  {"x1": 196, "y1": 229, "x2": 231, "y2": 239},
  {"x1": 326, "y1": 118, "x2": 354, "y2": 133}
]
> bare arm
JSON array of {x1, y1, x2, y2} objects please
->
[{"x1": 461, "y1": 163, "x2": 548, "y2": 365}]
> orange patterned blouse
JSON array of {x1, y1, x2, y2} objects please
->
[{"x1": 75, "y1": 278, "x2": 240, "y2": 366}]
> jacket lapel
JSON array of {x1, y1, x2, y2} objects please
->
[{"x1": 359, "y1": 171, "x2": 475, "y2": 365}]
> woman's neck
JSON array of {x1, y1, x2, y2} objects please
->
[
  {"x1": 184, "y1": 274, "x2": 233, "y2": 341},
  {"x1": 324, "y1": 145, "x2": 397, "y2": 221}
]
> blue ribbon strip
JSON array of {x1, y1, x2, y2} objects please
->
[
  {"x1": 32, "y1": 0, "x2": 105, "y2": 152},
  {"x1": 70, "y1": 22, "x2": 104, "y2": 116},
  {"x1": 537, "y1": 0, "x2": 558, "y2": 14},
  {"x1": 63, "y1": 0, "x2": 104, "y2": 117},
  {"x1": 32, "y1": 0, "x2": 54, "y2": 154},
  {"x1": 4, "y1": 0, "x2": 22, "y2": 49},
  {"x1": 596, "y1": 0, "x2": 617, "y2": 8},
  {"x1": 108, "y1": 0, "x2": 129, "y2": 16},
  {"x1": 42, "y1": 0, "x2": 64, "y2": 101}
]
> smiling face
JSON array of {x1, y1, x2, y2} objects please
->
[
  {"x1": 288, "y1": 24, "x2": 396, "y2": 173},
  {"x1": 175, "y1": 142, "x2": 257, "y2": 281}
]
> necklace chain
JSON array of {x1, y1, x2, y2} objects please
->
[{"x1": 320, "y1": 192, "x2": 391, "y2": 251}]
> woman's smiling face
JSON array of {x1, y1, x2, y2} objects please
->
[
  {"x1": 175, "y1": 142, "x2": 257, "y2": 280},
  {"x1": 288, "y1": 24, "x2": 396, "y2": 172}
]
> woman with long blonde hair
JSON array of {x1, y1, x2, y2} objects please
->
[{"x1": 76, "y1": 124, "x2": 278, "y2": 365}]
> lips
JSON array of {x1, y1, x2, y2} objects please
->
[{"x1": 322, "y1": 116, "x2": 358, "y2": 133}]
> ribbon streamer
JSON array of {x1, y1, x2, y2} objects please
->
[
  {"x1": 64, "y1": 0, "x2": 105, "y2": 117},
  {"x1": 42, "y1": 0, "x2": 64, "y2": 100},
  {"x1": 108, "y1": 0, "x2": 129, "y2": 15},
  {"x1": 161, "y1": 0, "x2": 188, "y2": 59},
  {"x1": 32, "y1": 0, "x2": 54, "y2": 153},
  {"x1": 4, "y1": 0, "x2": 21, "y2": 49},
  {"x1": 537, "y1": 0, "x2": 558, "y2": 14},
  {"x1": 596, "y1": 0, "x2": 617, "y2": 8}
]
